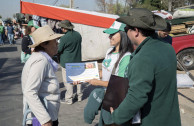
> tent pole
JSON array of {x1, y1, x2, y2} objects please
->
[{"x1": 20, "y1": 0, "x2": 22, "y2": 13}]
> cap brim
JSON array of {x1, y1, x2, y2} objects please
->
[
  {"x1": 27, "y1": 24, "x2": 40, "y2": 29},
  {"x1": 34, "y1": 25, "x2": 39, "y2": 29},
  {"x1": 116, "y1": 16, "x2": 131, "y2": 26},
  {"x1": 29, "y1": 34, "x2": 63, "y2": 48},
  {"x1": 116, "y1": 15, "x2": 167, "y2": 31},
  {"x1": 103, "y1": 28, "x2": 119, "y2": 34}
]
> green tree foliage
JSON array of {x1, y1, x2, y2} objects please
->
[
  {"x1": 151, "y1": 0, "x2": 161, "y2": 8},
  {"x1": 0, "y1": 15, "x2": 2, "y2": 19},
  {"x1": 150, "y1": 0, "x2": 168, "y2": 10},
  {"x1": 135, "y1": 3, "x2": 158, "y2": 10},
  {"x1": 95, "y1": 0, "x2": 171, "y2": 15},
  {"x1": 114, "y1": 3, "x2": 125, "y2": 15},
  {"x1": 143, "y1": 0, "x2": 150, "y2": 4}
]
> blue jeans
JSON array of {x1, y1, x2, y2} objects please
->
[
  {"x1": 8, "y1": 34, "x2": 14, "y2": 44},
  {"x1": 0, "y1": 33, "x2": 4, "y2": 44}
]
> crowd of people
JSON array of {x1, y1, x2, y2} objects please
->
[
  {"x1": 21, "y1": 8, "x2": 181, "y2": 126},
  {"x1": 0, "y1": 21, "x2": 24, "y2": 46}
]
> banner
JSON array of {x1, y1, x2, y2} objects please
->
[{"x1": 20, "y1": 1, "x2": 118, "y2": 28}]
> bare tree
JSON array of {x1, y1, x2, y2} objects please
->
[
  {"x1": 69, "y1": 0, "x2": 74, "y2": 8},
  {"x1": 125, "y1": 0, "x2": 137, "y2": 8},
  {"x1": 171, "y1": 0, "x2": 187, "y2": 10},
  {"x1": 168, "y1": 0, "x2": 172, "y2": 11},
  {"x1": 96, "y1": 0, "x2": 107, "y2": 12},
  {"x1": 106, "y1": 0, "x2": 114, "y2": 14},
  {"x1": 116, "y1": 0, "x2": 119, "y2": 14}
]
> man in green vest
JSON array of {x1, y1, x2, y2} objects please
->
[
  {"x1": 58, "y1": 20, "x2": 82, "y2": 105},
  {"x1": 110, "y1": 8, "x2": 181, "y2": 126},
  {"x1": 0, "y1": 21, "x2": 4, "y2": 46}
]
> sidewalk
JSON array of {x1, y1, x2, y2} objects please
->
[
  {"x1": 178, "y1": 88, "x2": 194, "y2": 126},
  {"x1": 177, "y1": 70, "x2": 194, "y2": 126}
]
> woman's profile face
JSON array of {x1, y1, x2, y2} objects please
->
[
  {"x1": 41, "y1": 39, "x2": 58, "y2": 57},
  {"x1": 109, "y1": 32, "x2": 121, "y2": 47},
  {"x1": 31, "y1": 27, "x2": 36, "y2": 33}
]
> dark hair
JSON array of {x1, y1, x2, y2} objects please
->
[
  {"x1": 34, "y1": 41, "x2": 49, "y2": 52},
  {"x1": 125, "y1": 25, "x2": 155, "y2": 37},
  {"x1": 25, "y1": 26, "x2": 33, "y2": 35},
  {"x1": 108, "y1": 31, "x2": 134, "y2": 68},
  {"x1": 163, "y1": 22, "x2": 171, "y2": 32},
  {"x1": 138, "y1": 28, "x2": 155, "y2": 37}
]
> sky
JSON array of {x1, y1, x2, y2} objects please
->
[{"x1": 0, "y1": 0, "x2": 97, "y2": 19}]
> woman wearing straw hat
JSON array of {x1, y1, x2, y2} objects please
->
[{"x1": 21, "y1": 25, "x2": 63, "y2": 126}]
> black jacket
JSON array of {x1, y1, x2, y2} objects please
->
[{"x1": 21, "y1": 35, "x2": 33, "y2": 54}]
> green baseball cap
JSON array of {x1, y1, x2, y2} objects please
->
[
  {"x1": 103, "y1": 21, "x2": 126, "y2": 34},
  {"x1": 27, "y1": 20, "x2": 39, "y2": 29}
]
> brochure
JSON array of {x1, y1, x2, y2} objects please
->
[{"x1": 65, "y1": 61, "x2": 100, "y2": 83}]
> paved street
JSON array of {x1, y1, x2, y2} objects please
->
[{"x1": 0, "y1": 38, "x2": 194, "y2": 126}]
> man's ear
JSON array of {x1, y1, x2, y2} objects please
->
[{"x1": 134, "y1": 28, "x2": 139, "y2": 37}]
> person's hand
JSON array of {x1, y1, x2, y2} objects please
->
[
  {"x1": 73, "y1": 81, "x2": 80, "y2": 85},
  {"x1": 99, "y1": 70, "x2": 102, "y2": 79},
  {"x1": 85, "y1": 63, "x2": 94, "y2": 69},
  {"x1": 110, "y1": 107, "x2": 114, "y2": 114},
  {"x1": 31, "y1": 48, "x2": 34, "y2": 52},
  {"x1": 86, "y1": 79, "x2": 99, "y2": 86},
  {"x1": 42, "y1": 120, "x2": 52, "y2": 126}
]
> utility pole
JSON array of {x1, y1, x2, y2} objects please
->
[
  {"x1": 69, "y1": 0, "x2": 74, "y2": 8},
  {"x1": 116, "y1": 0, "x2": 119, "y2": 14},
  {"x1": 168, "y1": 0, "x2": 172, "y2": 12}
]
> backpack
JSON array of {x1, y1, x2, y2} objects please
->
[{"x1": 0, "y1": 26, "x2": 4, "y2": 33}]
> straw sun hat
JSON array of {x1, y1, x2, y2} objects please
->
[{"x1": 29, "y1": 25, "x2": 63, "y2": 48}]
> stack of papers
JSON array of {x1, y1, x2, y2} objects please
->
[{"x1": 65, "y1": 61, "x2": 100, "y2": 83}]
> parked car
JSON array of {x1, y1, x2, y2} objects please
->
[{"x1": 172, "y1": 34, "x2": 194, "y2": 70}]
